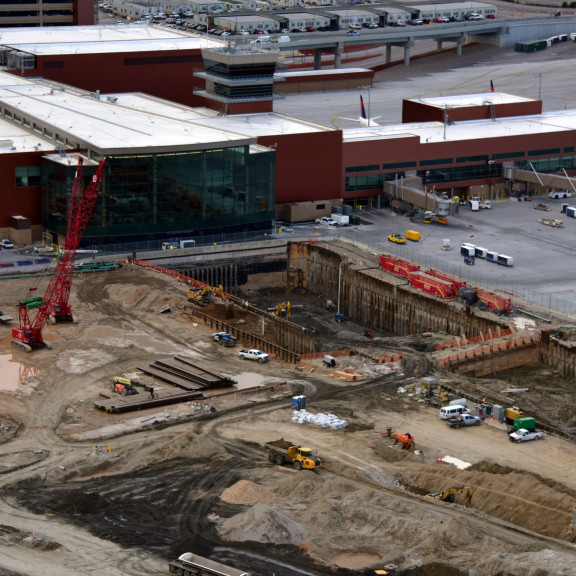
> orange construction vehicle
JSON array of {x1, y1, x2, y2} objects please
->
[{"x1": 394, "y1": 432, "x2": 414, "y2": 450}]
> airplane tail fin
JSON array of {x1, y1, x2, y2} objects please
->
[{"x1": 360, "y1": 95, "x2": 367, "y2": 120}]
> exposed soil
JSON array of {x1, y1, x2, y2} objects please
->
[{"x1": 0, "y1": 264, "x2": 575, "y2": 576}]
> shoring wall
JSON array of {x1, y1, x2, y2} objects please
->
[{"x1": 288, "y1": 242, "x2": 505, "y2": 338}]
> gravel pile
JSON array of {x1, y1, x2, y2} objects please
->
[{"x1": 220, "y1": 480, "x2": 274, "y2": 505}]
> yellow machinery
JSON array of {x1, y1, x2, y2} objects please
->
[
  {"x1": 427, "y1": 486, "x2": 474, "y2": 507},
  {"x1": 188, "y1": 285, "x2": 213, "y2": 304},
  {"x1": 212, "y1": 285, "x2": 227, "y2": 300},
  {"x1": 437, "y1": 386, "x2": 449, "y2": 402},
  {"x1": 269, "y1": 301, "x2": 290, "y2": 320}
]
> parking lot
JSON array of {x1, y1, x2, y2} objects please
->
[{"x1": 281, "y1": 195, "x2": 576, "y2": 317}]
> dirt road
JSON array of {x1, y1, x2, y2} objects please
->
[{"x1": 0, "y1": 266, "x2": 575, "y2": 576}]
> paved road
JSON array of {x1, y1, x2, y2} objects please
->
[{"x1": 275, "y1": 37, "x2": 576, "y2": 127}]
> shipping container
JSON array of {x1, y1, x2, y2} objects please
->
[
  {"x1": 408, "y1": 271, "x2": 455, "y2": 299},
  {"x1": 476, "y1": 288, "x2": 512, "y2": 313},
  {"x1": 426, "y1": 269, "x2": 467, "y2": 292},
  {"x1": 379, "y1": 256, "x2": 420, "y2": 278},
  {"x1": 460, "y1": 243, "x2": 476, "y2": 257}
]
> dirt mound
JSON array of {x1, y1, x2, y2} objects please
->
[
  {"x1": 218, "y1": 502, "x2": 309, "y2": 544},
  {"x1": 220, "y1": 480, "x2": 273, "y2": 505},
  {"x1": 399, "y1": 463, "x2": 576, "y2": 542},
  {"x1": 158, "y1": 432, "x2": 228, "y2": 461}
]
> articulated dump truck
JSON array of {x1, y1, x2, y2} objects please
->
[{"x1": 265, "y1": 438, "x2": 321, "y2": 471}]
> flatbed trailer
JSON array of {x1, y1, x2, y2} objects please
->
[{"x1": 169, "y1": 552, "x2": 251, "y2": 576}]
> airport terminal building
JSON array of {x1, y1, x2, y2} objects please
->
[{"x1": 1, "y1": 25, "x2": 576, "y2": 246}]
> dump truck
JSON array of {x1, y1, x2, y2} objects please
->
[{"x1": 265, "y1": 438, "x2": 320, "y2": 471}]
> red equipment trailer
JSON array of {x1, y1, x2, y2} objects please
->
[
  {"x1": 379, "y1": 255, "x2": 420, "y2": 279},
  {"x1": 408, "y1": 271, "x2": 455, "y2": 299},
  {"x1": 426, "y1": 269, "x2": 467, "y2": 293},
  {"x1": 476, "y1": 289, "x2": 512, "y2": 313},
  {"x1": 12, "y1": 156, "x2": 106, "y2": 352}
]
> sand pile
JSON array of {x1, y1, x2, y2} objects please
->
[
  {"x1": 220, "y1": 480, "x2": 273, "y2": 505},
  {"x1": 218, "y1": 502, "x2": 309, "y2": 545}
]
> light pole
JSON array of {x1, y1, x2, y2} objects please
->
[{"x1": 534, "y1": 72, "x2": 543, "y2": 100}]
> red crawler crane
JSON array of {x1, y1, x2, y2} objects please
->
[{"x1": 12, "y1": 156, "x2": 106, "y2": 352}]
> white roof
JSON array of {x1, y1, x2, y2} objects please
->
[
  {"x1": 411, "y1": 92, "x2": 534, "y2": 109},
  {"x1": 325, "y1": 9, "x2": 377, "y2": 16},
  {"x1": 0, "y1": 82, "x2": 253, "y2": 153},
  {"x1": 190, "y1": 113, "x2": 330, "y2": 136},
  {"x1": 0, "y1": 120, "x2": 55, "y2": 155},
  {"x1": 0, "y1": 73, "x2": 328, "y2": 155},
  {"x1": 5, "y1": 33, "x2": 221, "y2": 56},
  {"x1": 0, "y1": 25, "x2": 187, "y2": 46},
  {"x1": 343, "y1": 109, "x2": 576, "y2": 144},
  {"x1": 277, "y1": 67, "x2": 371, "y2": 78}
]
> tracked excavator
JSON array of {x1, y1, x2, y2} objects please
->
[
  {"x1": 188, "y1": 285, "x2": 213, "y2": 305},
  {"x1": 187, "y1": 284, "x2": 226, "y2": 305},
  {"x1": 427, "y1": 486, "x2": 474, "y2": 507},
  {"x1": 267, "y1": 301, "x2": 290, "y2": 320}
]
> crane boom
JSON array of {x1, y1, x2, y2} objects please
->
[{"x1": 12, "y1": 156, "x2": 106, "y2": 352}]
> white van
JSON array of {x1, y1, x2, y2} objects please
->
[
  {"x1": 250, "y1": 35, "x2": 271, "y2": 44},
  {"x1": 273, "y1": 35, "x2": 291, "y2": 43},
  {"x1": 439, "y1": 405, "x2": 470, "y2": 420}
]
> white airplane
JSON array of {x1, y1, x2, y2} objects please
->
[{"x1": 332, "y1": 96, "x2": 381, "y2": 127}]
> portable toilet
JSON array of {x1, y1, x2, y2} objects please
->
[
  {"x1": 492, "y1": 404, "x2": 505, "y2": 422},
  {"x1": 292, "y1": 395, "x2": 306, "y2": 410},
  {"x1": 486, "y1": 250, "x2": 498, "y2": 263}
]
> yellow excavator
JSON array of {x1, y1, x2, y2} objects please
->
[
  {"x1": 427, "y1": 486, "x2": 474, "y2": 507},
  {"x1": 188, "y1": 285, "x2": 213, "y2": 305},
  {"x1": 268, "y1": 301, "x2": 290, "y2": 320}
]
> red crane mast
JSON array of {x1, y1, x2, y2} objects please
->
[{"x1": 12, "y1": 156, "x2": 106, "y2": 352}]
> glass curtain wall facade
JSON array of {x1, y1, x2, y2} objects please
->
[{"x1": 42, "y1": 146, "x2": 275, "y2": 244}]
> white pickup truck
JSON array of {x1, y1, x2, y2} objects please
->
[
  {"x1": 238, "y1": 349, "x2": 269, "y2": 362},
  {"x1": 509, "y1": 428, "x2": 544, "y2": 442}
]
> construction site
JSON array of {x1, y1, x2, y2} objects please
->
[
  {"x1": 1, "y1": 202, "x2": 576, "y2": 576},
  {"x1": 0, "y1": 32, "x2": 576, "y2": 566}
]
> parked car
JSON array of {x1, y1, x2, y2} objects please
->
[
  {"x1": 316, "y1": 217, "x2": 338, "y2": 226},
  {"x1": 0, "y1": 239, "x2": 14, "y2": 249},
  {"x1": 349, "y1": 24, "x2": 362, "y2": 30},
  {"x1": 434, "y1": 17, "x2": 450, "y2": 23},
  {"x1": 408, "y1": 19, "x2": 424, "y2": 26},
  {"x1": 549, "y1": 190, "x2": 572, "y2": 199},
  {"x1": 388, "y1": 234, "x2": 407, "y2": 244}
]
